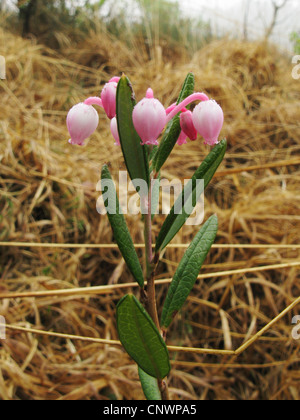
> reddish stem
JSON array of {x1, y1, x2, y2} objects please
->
[
  {"x1": 84, "y1": 96, "x2": 104, "y2": 108},
  {"x1": 165, "y1": 92, "x2": 209, "y2": 123}
]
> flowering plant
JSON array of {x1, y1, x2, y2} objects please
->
[{"x1": 66, "y1": 73, "x2": 226, "y2": 400}]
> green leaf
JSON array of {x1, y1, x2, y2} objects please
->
[
  {"x1": 152, "y1": 72, "x2": 195, "y2": 173},
  {"x1": 138, "y1": 367, "x2": 162, "y2": 400},
  {"x1": 161, "y1": 214, "x2": 218, "y2": 328},
  {"x1": 101, "y1": 165, "x2": 144, "y2": 287},
  {"x1": 116, "y1": 74, "x2": 149, "y2": 188},
  {"x1": 155, "y1": 139, "x2": 226, "y2": 252},
  {"x1": 117, "y1": 294, "x2": 170, "y2": 379}
]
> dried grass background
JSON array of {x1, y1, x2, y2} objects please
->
[{"x1": 0, "y1": 26, "x2": 300, "y2": 400}]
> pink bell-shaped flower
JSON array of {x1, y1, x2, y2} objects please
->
[
  {"x1": 67, "y1": 103, "x2": 99, "y2": 146},
  {"x1": 101, "y1": 81, "x2": 118, "y2": 119},
  {"x1": 132, "y1": 89, "x2": 167, "y2": 145},
  {"x1": 176, "y1": 130, "x2": 187, "y2": 145},
  {"x1": 180, "y1": 109, "x2": 197, "y2": 141},
  {"x1": 192, "y1": 100, "x2": 224, "y2": 146},
  {"x1": 110, "y1": 116, "x2": 120, "y2": 146}
]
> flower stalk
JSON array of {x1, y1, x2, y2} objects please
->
[
  {"x1": 165, "y1": 92, "x2": 209, "y2": 123},
  {"x1": 143, "y1": 183, "x2": 160, "y2": 332}
]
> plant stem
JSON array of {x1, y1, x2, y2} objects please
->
[
  {"x1": 158, "y1": 379, "x2": 170, "y2": 400},
  {"x1": 143, "y1": 189, "x2": 160, "y2": 331},
  {"x1": 83, "y1": 96, "x2": 104, "y2": 108},
  {"x1": 165, "y1": 91, "x2": 209, "y2": 123},
  {"x1": 143, "y1": 165, "x2": 169, "y2": 401}
]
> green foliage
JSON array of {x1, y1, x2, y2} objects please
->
[
  {"x1": 116, "y1": 75, "x2": 150, "y2": 188},
  {"x1": 160, "y1": 214, "x2": 219, "y2": 328},
  {"x1": 5, "y1": 0, "x2": 211, "y2": 53},
  {"x1": 106, "y1": 73, "x2": 225, "y2": 398},
  {"x1": 138, "y1": 367, "x2": 162, "y2": 400},
  {"x1": 117, "y1": 294, "x2": 170, "y2": 379},
  {"x1": 101, "y1": 165, "x2": 145, "y2": 287},
  {"x1": 290, "y1": 31, "x2": 300, "y2": 54},
  {"x1": 8, "y1": 0, "x2": 107, "y2": 47},
  {"x1": 155, "y1": 139, "x2": 227, "y2": 252},
  {"x1": 135, "y1": 0, "x2": 211, "y2": 52},
  {"x1": 152, "y1": 72, "x2": 195, "y2": 173}
]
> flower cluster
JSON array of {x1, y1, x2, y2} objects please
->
[{"x1": 66, "y1": 76, "x2": 224, "y2": 148}]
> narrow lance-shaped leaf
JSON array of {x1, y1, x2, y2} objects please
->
[
  {"x1": 138, "y1": 367, "x2": 162, "y2": 401},
  {"x1": 116, "y1": 74, "x2": 149, "y2": 189},
  {"x1": 152, "y1": 72, "x2": 195, "y2": 173},
  {"x1": 155, "y1": 139, "x2": 226, "y2": 252},
  {"x1": 161, "y1": 214, "x2": 218, "y2": 328},
  {"x1": 117, "y1": 294, "x2": 171, "y2": 379},
  {"x1": 101, "y1": 165, "x2": 144, "y2": 287}
]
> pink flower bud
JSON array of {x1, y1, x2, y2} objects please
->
[
  {"x1": 132, "y1": 94, "x2": 167, "y2": 145},
  {"x1": 67, "y1": 103, "x2": 99, "y2": 146},
  {"x1": 180, "y1": 109, "x2": 197, "y2": 141},
  {"x1": 146, "y1": 88, "x2": 154, "y2": 98},
  {"x1": 192, "y1": 100, "x2": 224, "y2": 146},
  {"x1": 109, "y1": 76, "x2": 120, "y2": 83},
  {"x1": 176, "y1": 130, "x2": 187, "y2": 145},
  {"x1": 101, "y1": 81, "x2": 118, "y2": 119},
  {"x1": 110, "y1": 117, "x2": 120, "y2": 146}
]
